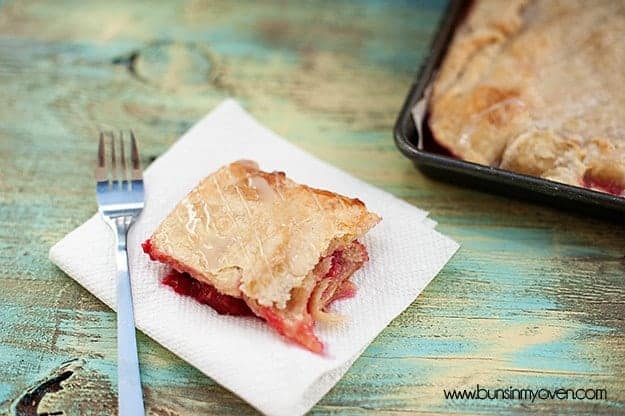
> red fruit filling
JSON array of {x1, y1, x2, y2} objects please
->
[
  {"x1": 256, "y1": 306, "x2": 323, "y2": 353},
  {"x1": 141, "y1": 239, "x2": 155, "y2": 260},
  {"x1": 162, "y1": 270, "x2": 253, "y2": 316},
  {"x1": 142, "y1": 239, "x2": 368, "y2": 353},
  {"x1": 582, "y1": 172, "x2": 625, "y2": 196}
]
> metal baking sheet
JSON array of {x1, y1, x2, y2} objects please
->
[{"x1": 393, "y1": 0, "x2": 625, "y2": 221}]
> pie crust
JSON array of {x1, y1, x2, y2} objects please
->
[
  {"x1": 143, "y1": 160, "x2": 380, "y2": 352},
  {"x1": 428, "y1": 0, "x2": 625, "y2": 196}
]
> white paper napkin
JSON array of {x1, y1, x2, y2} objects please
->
[{"x1": 49, "y1": 99, "x2": 459, "y2": 416}]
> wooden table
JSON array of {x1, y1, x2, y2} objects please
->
[{"x1": 1, "y1": 1, "x2": 623, "y2": 414}]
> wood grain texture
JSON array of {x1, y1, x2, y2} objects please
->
[{"x1": 0, "y1": 0, "x2": 624, "y2": 415}]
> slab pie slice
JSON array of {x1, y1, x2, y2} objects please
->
[{"x1": 142, "y1": 160, "x2": 380, "y2": 353}]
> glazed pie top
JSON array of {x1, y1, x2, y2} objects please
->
[
  {"x1": 428, "y1": 0, "x2": 625, "y2": 195},
  {"x1": 145, "y1": 160, "x2": 380, "y2": 352},
  {"x1": 149, "y1": 160, "x2": 380, "y2": 309}
]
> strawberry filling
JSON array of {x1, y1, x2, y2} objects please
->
[
  {"x1": 256, "y1": 306, "x2": 323, "y2": 353},
  {"x1": 162, "y1": 270, "x2": 253, "y2": 316},
  {"x1": 582, "y1": 172, "x2": 625, "y2": 196},
  {"x1": 142, "y1": 239, "x2": 368, "y2": 353}
]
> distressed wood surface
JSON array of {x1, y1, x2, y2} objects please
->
[{"x1": 0, "y1": 0, "x2": 624, "y2": 415}]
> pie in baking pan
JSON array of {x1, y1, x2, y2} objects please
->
[
  {"x1": 428, "y1": 0, "x2": 625, "y2": 196},
  {"x1": 143, "y1": 160, "x2": 380, "y2": 352}
]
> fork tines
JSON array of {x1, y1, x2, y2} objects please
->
[{"x1": 97, "y1": 131, "x2": 143, "y2": 188}]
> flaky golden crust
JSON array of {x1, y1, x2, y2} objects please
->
[
  {"x1": 149, "y1": 160, "x2": 380, "y2": 309},
  {"x1": 428, "y1": 0, "x2": 625, "y2": 195}
]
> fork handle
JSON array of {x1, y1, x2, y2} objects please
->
[{"x1": 113, "y1": 217, "x2": 145, "y2": 416}]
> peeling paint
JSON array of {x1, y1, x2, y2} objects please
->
[{"x1": 10, "y1": 359, "x2": 84, "y2": 416}]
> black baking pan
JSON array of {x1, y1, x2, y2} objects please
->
[{"x1": 393, "y1": 0, "x2": 625, "y2": 221}]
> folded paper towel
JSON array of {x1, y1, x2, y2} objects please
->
[{"x1": 49, "y1": 99, "x2": 458, "y2": 416}]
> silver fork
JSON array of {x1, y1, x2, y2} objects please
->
[{"x1": 96, "y1": 131, "x2": 146, "y2": 416}]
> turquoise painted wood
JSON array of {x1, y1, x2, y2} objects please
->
[{"x1": 0, "y1": 0, "x2": 624, "y2": 414}]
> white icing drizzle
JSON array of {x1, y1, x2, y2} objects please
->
[
  {"x1": 234, "y1": 184, "x2": 276, "y2": 283},
  {"x1": 184, "y1": 200, "x2": 199, "y2": 234},
  {"x1": 248, "y1": 175, "x2": 277, "y2": 202}
]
